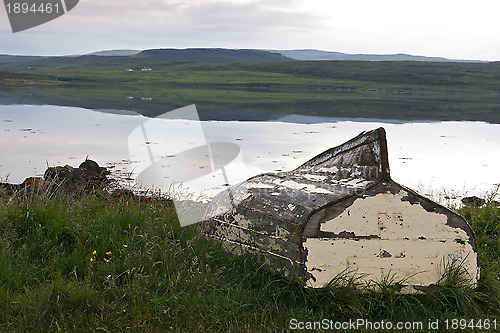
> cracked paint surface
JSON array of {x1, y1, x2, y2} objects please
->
[{"x1": 304, "y1": 190, "x2": 478, "y2": 290}]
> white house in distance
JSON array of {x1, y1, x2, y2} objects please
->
[
  {"x1": 141, "y1": 67, "x2": 152, "y2": 71},
  {"x1": 126, "y1": 68, "x2": 133, "y2": 72}
]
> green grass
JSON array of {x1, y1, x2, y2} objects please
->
[
  {"x1": 3, "y1": 58, "x2": 500, "y2": 93},
  {"x1": 0, "y1": 70, "x2": 58, "y2": 87},
  {"x1": 1, "y1": 188, "x2": 499, "y2": 332}
]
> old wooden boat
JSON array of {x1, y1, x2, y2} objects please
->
[{"x1": 203, "y1": 128, "x2": 478, "y2": 292}]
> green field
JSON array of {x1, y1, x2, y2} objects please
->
[
  {"x1": 0, "y1": 188, "x2": 499, "y2": 332},
  {"x1": 1, "y1": 54, "x2": 500, "y2": 122}
]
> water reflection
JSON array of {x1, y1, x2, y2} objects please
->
[{"x1": 1, "y1": 104, "x2": 499, "y2": 203}]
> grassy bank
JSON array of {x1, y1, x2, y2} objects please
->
[
  {"x1": 0, "y1": 189, "x2": 499, "y2": 332},
  {"x1": 0, "y1": 71, "x2": 58, "y2": 87}
]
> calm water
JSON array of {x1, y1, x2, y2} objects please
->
[{"x1": 1, "y1": 104, "x2": 499, "y2": 204}]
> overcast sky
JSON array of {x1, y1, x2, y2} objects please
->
[{"x1": 1, "y1": 0, "x2": 499, "y2": 61}]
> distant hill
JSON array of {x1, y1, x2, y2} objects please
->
[
  {"x1": 87, "y1": 50, "x2": 142, "y2": 57},
  {"x1": 0, "y1": 48, "x2": 293, "y2": 69},
  {"x1": 0, "y1": 55, "x2": 44, "y2": 66},
  {"x1": 133, "y1": 48, "x2": 292, "y2": 63},
  {"x1": 82, "y1": 48, "x2": 486, "y2": 63},
  {"x1": 268, "y1": 49, "x2": 485, "y2": 63},
  {"x1": 0, "y1": 48, "x2": 488, "y2": 71},
  {"x1": 86, "y1": 48, "x2": 486, "y2": 63}
]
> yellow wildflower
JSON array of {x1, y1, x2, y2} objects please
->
[
  {"x1": 106, "y1": 251, "x2": 112, "y2": 255},
  {"x1": 92, "y1": 250, "x2": 97, "y2": 255},
  {"x1": 123, "y1": 244, "x2": 128, "y2": 248},
  {"x1": 90, "y1": 258, "x2": 94, "y2": 262}
]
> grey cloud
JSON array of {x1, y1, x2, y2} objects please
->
[
  {"x1": 73, "y1": 0, "x2": 182, "y2": 16},
  {"x1": 63, "y1": 0, "x2": 325, "y2": 51},
  {"x1": 127, "y1": 2, "x2": 318, "y2": 40},
  {"x1": 71, "y1": 1, "x2": 319, "y2": 31},
  {"x1": 0, "y1": 0, "x2": 325, "y2": 54},
  {"x1": 183, "y1": 1, "x2": 319, "y2": 29}
]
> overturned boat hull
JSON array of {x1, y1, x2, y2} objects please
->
[{"x1": 203, "y1": 128, "x2": 478, "y2": 291}]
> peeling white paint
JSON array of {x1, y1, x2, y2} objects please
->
[
  {"x1": 318, "y1": 166, "x2": 339, "y2": 173},
  {"x1": 304, "y1": 191, "x2": 477, "y2": 290},
  {"x1": 340, "y1": 179, "x2": 373, "y2": 188},
  {"x1": 277, "y1": 180, "x2": 333, "y2": 194},
  {"x1": 245, "y1": 183, "x2": 275, "y2": 189},
  {"x1": 233, "y1": 212, "x2": 251, "y2": 229},
  {"x1": 275, "y1": 225, "x2": 291, "y2": 239},
  {"x1": 302, "y1": 174, "x2": 327, "y2": 182}
]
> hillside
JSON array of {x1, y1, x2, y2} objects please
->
[
  {"x1": 1, "y1": 48, "x2": 488, "y2": 70},
  {"x1": 85, "y1": 48, "x2": 483, "y2": 63},
  {"x1": 0, "y1": 48, "x2": 293, "y2": 70},
  {"x1": 133, "y1": 48, "x2": 292, "y2": 63},
  {"x1": 270, "y1": 49, "x2": 485, "y2": 63},
  {"x1": 1, "y1": 48, "x2": 488, "y2": 66},
  {"x1": 87, "y1": 50, "x2": 142, "y2": 57},
  {"x1": 0, "y1": 55, "x2": 44, "y2": 66}
]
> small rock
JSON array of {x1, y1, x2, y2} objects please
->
[
  {"x1": 44, "y1": 165, "x2": 76, "y2": 184},
  {"x1": 461, "y1": 196, "x2": 486, "y2": 207},
  {"x1": 21, "y1": 177, "x2": 45, "y2": 189},
  {"x1": 79, "y1": 158, "x2": 110, "y2": 176},
  {"x1": 44, "y1": 159, "x2": 110, "y2": 193}
]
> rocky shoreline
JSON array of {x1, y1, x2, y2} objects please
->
[
  {"x1": 0, "y1": 159, "x2": 171, "y2": 205},
  {"x1": 1, "y1": 159, "x2": 109, "y2": 195}
]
